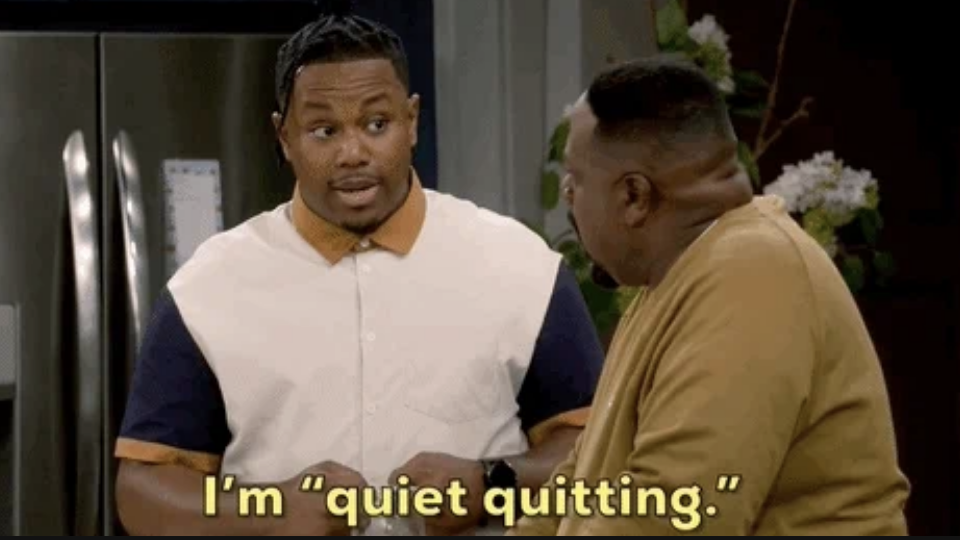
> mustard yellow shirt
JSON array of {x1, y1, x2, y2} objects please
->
[{"x1": 507, "y1": 196, "x2": 909, "y2": 535}]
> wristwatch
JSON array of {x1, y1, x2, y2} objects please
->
[{"x1": 481, "y1": 458, "x2": 518, "y2": 491}]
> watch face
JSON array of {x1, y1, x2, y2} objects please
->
[{"x1": 489, "y1": 460, "x2": 517, "y2": 488}]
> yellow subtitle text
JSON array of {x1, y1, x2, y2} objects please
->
[{"x1": 202, "y1": 473, "x2": 743, "y2": 531}]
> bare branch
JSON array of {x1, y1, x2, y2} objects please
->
[
  {"x1": 754, "y1": 0, "x2": 799, "y2": 153},
  {"x1": 754, "y1": 96, "x2": 814, "y2": 160}
]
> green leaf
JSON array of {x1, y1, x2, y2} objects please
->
[
  {"x1": 840, "y1": 254, "x2": 865, "y2": 293},
  {"x1": 864, "y1": 183, "x2": 880, "y2": 210},
  {"x1": 557, "y1": 239, "x2": 590, "y2": 275},
  {"x1": 579, "y1": 279, "x2": 621, "y2": 337},
  {"x1": 858, "y1": 208, "x2": 883, "y2": 245},
  {"x1": 732, "y1": 70, "x2": 769, "y2": 94},
  {"x1": 730, "y1": 102, "x2": 768, "y2": 119},
  {"x1": 824, "y1": 208, "x2": 857, "y2": 229},
  {"x1": 547, "y1": 119, "x2": 570, "y2": 163},
  {"x1": 556, "y1": 239, "x2": 582, "y2": 259},
  {"x1": 655, "y1": 0, "x2": 690, "y2": 51},
  {"x1": 802, "y1": 208, "x2": 836, "y2": 250},
  {"x1": 737, "y1": 142, "x2": 761, "y2": 189},
  {"x1": 541, "y1": 170, "x2": 561, "y2": 210}
]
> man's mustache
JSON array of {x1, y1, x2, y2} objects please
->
[{"x1": 567, "y1": 211, "x2": 619, "y2": 290}]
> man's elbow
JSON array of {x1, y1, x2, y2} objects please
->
[
  {"x1": 552, "y1": 425, "x2": 583, "y2": 440},
  {"x1": 115, "y1": 460, "x2": 165, "y2": 536},
  {"x1": 115, "y1": 461, "x2": 143, "y2": 534},
  {"x1": 539, "y1": 425, "x2": 583, "y2": 449}
]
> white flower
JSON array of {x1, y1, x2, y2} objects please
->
[
  {"x1": 763, "y1": 151, "x2": 878, "y2": 217},
  {"x1": 716, "y1": 76, "x2": 735, "y2": 93},
  {"x1": 688, "y1": 15, "x2": 736, "y2": 94},
  {"x1": 689, "y1": 14, "x2": 730, "y2": 50}
]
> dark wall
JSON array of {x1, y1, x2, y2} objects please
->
[
  {"x1": 0, "y1": 0, "x2": 439, "y2": 189},
  {"x1": 687, "y1": 0, "x2": 959, "y2": 534}
]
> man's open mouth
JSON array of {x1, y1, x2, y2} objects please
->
[{"x1": 333, "y1": 179, "x2": 380, "y2": 208}]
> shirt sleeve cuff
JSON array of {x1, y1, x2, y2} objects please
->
[
  {"x1": 115, "y1": 437, "x2": 221, "y2": 474},
  {"x1": 527, "y1": 406, "x2": 591, "y2": 446}
]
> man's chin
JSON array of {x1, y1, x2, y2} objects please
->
[
  {"x1": 337, "y1": 208, "x2": 386, "y2": 235},
  {"x1": 342, "y1": 219, "x2": 382, "y2": 236}
]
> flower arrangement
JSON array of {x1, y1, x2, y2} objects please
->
[
  {"x1": 655, "y1": 0, "x2": 894, "y2": 291},
  {"x1": 532, "y1": 0, "x2": 893, "y2": 338},
  {"x1": 684, "y1": 14, "x2": 736, "y2": 94},
  {"x1": 763, "y1": 151, "x2": 895, "y2": 290}
]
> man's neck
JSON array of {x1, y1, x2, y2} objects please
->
[
  {"x1": 639, "y1": 218, "x2": 716, "y2": 289},
  {"x1": 636, "y1": 173, "x2": 753, "y2": 288}
]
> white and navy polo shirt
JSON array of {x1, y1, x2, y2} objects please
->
[{"x1": 115, "y1": 171, "x2": 604, "y2": 495}]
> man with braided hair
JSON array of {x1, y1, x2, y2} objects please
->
[{"x1": 113, "y1": 1, "x2": 603, "y2": 535}]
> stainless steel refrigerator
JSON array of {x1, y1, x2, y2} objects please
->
[{"x1": 0, "y1": 32, "x2": 297, "y2": 535}]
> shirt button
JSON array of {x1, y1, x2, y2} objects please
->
[
  {"x1": 365, "y1": 404, "x2": 377, "y2": 415},
  {"x1": 360, "y1": 263, "x2": 371, "y2": 274},
  {"x1": 358, "y1": 238, "x2": 371, "y2": 249},
  {"x1": 365, "y1": 332, "x2": 376, "y2": 342}
]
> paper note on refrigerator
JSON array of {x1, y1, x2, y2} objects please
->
[
  {"x1": 162, "y1": 159, "x2": 224, "y2": 277},
  {"x1": 0, "y1": 304, "x2": 20, "y2": 401},
  {"x1": 0, "y1": 304, "x2": 18, "y2": 398}
]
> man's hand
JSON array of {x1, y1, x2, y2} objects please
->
[
  {"x1": 389, "y1": 452, "x2": 486, "y2": 535},
  {"x1": 271, "y1": 460, "x2": 369, "y2": 536}
]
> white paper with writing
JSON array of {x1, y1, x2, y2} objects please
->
[{"x1": 162, "y1": 159, "x2": 223, "y2": 276}]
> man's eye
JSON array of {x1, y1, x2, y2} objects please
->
[
  {"x1": 311, "y1": 126, "x2": 335, "y2": 139},
  {"x1": 311, "y1": 127, "x2": 333, "y2": 139},
  {"x1": 367, "y1": 118, "x2": 388, "y2": 133}
]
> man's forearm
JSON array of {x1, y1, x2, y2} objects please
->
[
  {"x1": 496, "y1": 427, "x2": 579, "y2": 536},
  {"x1": 117, "y1": 461, "x2": 276, "y2": 535},
  {"x1": 505, "y1": 427, "x2": 581, "y2": 489}
]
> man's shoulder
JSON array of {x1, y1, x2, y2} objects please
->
[
  {"x1": 703, "y1": 198, "x2": 826, "y2": 278},
  {"x1": 168, "y1": 203, "x2": 291, "y2": 287},
  {"x1": 424, "y1": 189, "x2": 556, "y2": 254},
  {"x1": 664, "y1": 197, "x2": 859, "y2": 328}
]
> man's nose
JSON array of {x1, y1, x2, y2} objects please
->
[{"x1": 336, "y1": 131, "x2": 370, "y2": 168}]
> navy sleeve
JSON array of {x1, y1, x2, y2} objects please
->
[
  {"x1": 516, "y1": 263, "x2": 605, "y2": 432},
  {"x1": 115, "y1": 287, "x2": 231, "y2": 471}
]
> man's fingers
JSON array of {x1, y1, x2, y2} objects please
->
[
  {"x1": 388, "y1": 455, "x2": 420, "y2": 485},
  {"x1": 304, "y1": 460, "x2": 344, "y2": 479},
  {"x1": 388, "y1": 466, "x2": 408, "y2": 486},
  {"x1": 303, "y1": 461, "x2": 368, "y2": 489},
  {"x1": 395, "y1": 467, "x2": 431, "y2": 488}
]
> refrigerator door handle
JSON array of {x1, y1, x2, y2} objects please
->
[
  {"x1": 111, "y1": 131, "x2": 151, "y2": 348},
  {"x1": 62, "y1": 130, "x2": 103, "y2": 536}
]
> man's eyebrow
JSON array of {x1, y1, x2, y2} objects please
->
[
  {"x1": 360, "y1": 91, "x2": 391, "y2": 106},
  {"x1": 300, "y1": 100, "x2": 332, "y2": 113},
  {"x1": 298, "y1": 91, "x2": 392, "y2": 112}
]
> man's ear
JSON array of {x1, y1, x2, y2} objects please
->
[
  {"x1": 621, "y1": 173, "x2": 653, "y2": 228},
  {"x1": 271, "y1": 112, "x2": 290, "y2": 161},
  {"x1": 406, "y1": 94, "x2": 421, "y2": 148}
]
